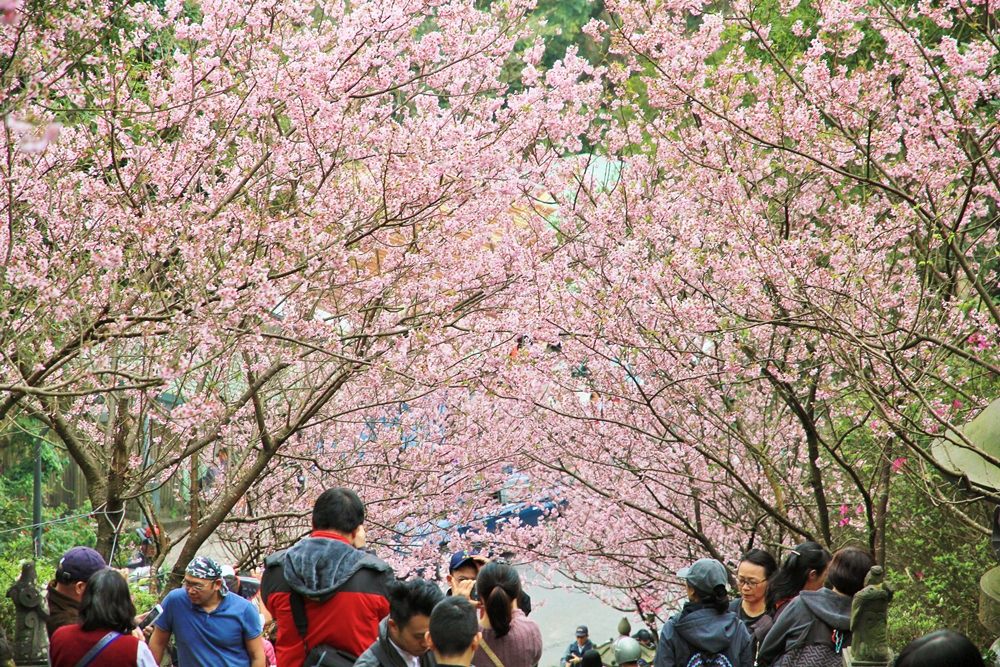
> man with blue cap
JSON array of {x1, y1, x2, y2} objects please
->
[
  {"x1": 446, "y1": 550, "x2": 532, "y2": 613},
  {"x1": 46, "y1": 546, "x2": 107, "y2": 637},
  {"x1": 446, "y1": 551, "x2": 489, "y2": 599},
  {"x1": 562, "y1": 625, "x2": 595, "y2": 666},
  {"x1": 149, "y1": 555, "x2": 266, "y2": 667}
]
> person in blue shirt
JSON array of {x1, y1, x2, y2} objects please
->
[{"x1": 149, "y1": 556, "x2": 265, "y2": 667}]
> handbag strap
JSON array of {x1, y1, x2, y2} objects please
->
[
  {"x1": 75, "y1": 631, "x2": 122, "y2": 667},
  {"x1": 480, "y1": 638, "x2": 505, "y2": 667}
]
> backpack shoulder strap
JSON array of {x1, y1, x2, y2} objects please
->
[
  {"x1": 369, "y1": 640, "x2": 397, "y2": 667},
  {"x1": 75, "y1": 631, "x2": 121, "y2": 667},
  {"x1": 290, "y1": 591, "x2": 310, "y2": 647}
]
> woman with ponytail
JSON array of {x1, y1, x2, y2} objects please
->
[
  {"x1": 757, "y1": 547, "x2": 874, "y2": 667},
  {"x1": 766, "y1": 542, "x2": 831, "y2": 621},
  {"x1": 472, "y1": 562, "x2": 542, "y2": 667},
  {"x1": 654, "y1": 558, "x2": 752, "y2": 667}
]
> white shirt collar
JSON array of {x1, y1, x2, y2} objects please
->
[{"x1": 389, "y1": 636, "x2": 421, "y2": 667}]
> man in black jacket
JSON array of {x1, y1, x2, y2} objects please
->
[{"x1": 356, "y1": 579, "x2": 444, "y2": 667}]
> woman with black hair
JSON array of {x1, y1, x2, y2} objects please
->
[
  {"x1": 472, "y1": 562, "x2": 542, "y2": 667},
  {"x1": 49, "y1": 568, "x2": 156, "y2": 667},
  {"x1": 654, "y1": 558, "x2": 752, "y2": 667},
  {"x1": 580, "y1": 649, "x2": 604, "y2": 667},
  {"x1": 766, "y1": 541, "x2": 832, "y2": 621},
  {"x1": 730, "y1": 549, "x2": 778, "y2": 642},
  {"x1": 757, "y1": 546, "x2": 874, "y2": 667},
  {"x1": 895, "y1": 630, "x2": 985, "y2": 667}
]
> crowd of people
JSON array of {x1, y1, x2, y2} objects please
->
[{"x1": 40, "y1": 487, "x2": 987, "y2": 667}]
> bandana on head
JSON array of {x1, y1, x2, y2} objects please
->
[{"x1": 185, "y1": 556, "x2": 229, "y2": 596}]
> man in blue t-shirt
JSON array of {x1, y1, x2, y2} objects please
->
[{"x1": 150, "y1": 556, "x2": 265, "y2": 667}]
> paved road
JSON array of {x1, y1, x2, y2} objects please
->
[{"x1": 519, "y1": 567, "x2": 652, "y2": 667}]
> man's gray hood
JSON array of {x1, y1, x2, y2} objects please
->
[{"x1": 283, "y1": 536, "x2": 391, "y2": 598}]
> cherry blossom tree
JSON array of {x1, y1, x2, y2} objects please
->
[
  {"x1": 4, "y1": 0, "x2": 997, "y2": 622},
  {"x1": 0, "y1": 0, "x2": 597, "y2": 585},
  {"x1": 208, "y1": 0, "x2": 999, "y2": 619},
  {"x1": 450, "y1": 0, "x2": 1000, "y2": 613}
]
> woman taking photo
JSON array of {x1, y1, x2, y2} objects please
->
[
  {"x1": 473, "y1": 562, "x2": 543, "y2": 667},
  {"x1": 766, "y1": 541, "x2": 831, "y2": 620},
  {"x1": 654, "y1": 558, "x2": 752, "y2": 667},
  {"x1": 756, "y1": 546, "x2": 874, "y2": 667},
  {"x1": 49, "y1": 568, "x2": 156, "y2": 667}
]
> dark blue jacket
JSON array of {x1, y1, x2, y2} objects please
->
[
  {"x1": 562, "y1": 639, "x2": 595, "y2": 665},
  {"x1": 654, "y1": 602, "x2": 753, "y2": 667}
]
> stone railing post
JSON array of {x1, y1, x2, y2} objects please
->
[
  {"x1": 842, "y1": 565, "x2": 893, "y2": 667},
  {"x1": 6, "y1": 561, "x2": 48, "y2": 666}
]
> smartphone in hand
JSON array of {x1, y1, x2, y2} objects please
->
[{"x1": 138, "y1": 604, "x2": 163, "y2": 630}]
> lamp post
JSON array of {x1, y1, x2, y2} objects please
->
[{"x1": 32, "y1": 434, "x2": 41, "y2": 559}]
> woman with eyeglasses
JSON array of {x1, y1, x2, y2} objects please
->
[{"x1": 729, "y1": 549, "x2": 777, "y2": 648}]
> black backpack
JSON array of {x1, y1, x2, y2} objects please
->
[{"x1": 685, "y1": 651, "x2": 734, "y2": 667}]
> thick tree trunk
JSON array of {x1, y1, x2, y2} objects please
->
[{"x1": 94, "y1": 400, "x2": 134, "y2": 563}]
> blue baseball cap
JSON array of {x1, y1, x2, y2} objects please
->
[
  {"x1": 449, "y1": 550, "x2": 488, "y2": 572},
  {"x1": 58, "y1": 547, "x2": 106, "y2": 583}
]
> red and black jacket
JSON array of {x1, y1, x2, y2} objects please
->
[{"x1": 261, "y1": 531, "x2": 393, "y2": 667}]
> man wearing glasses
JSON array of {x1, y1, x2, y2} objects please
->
[{"x1": 150, "y1": 556, "x2": 266, "y2": 667}]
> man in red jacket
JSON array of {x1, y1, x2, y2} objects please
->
[{"x1": 262, "y1": 487, "x2": 393, "y2": 667}]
